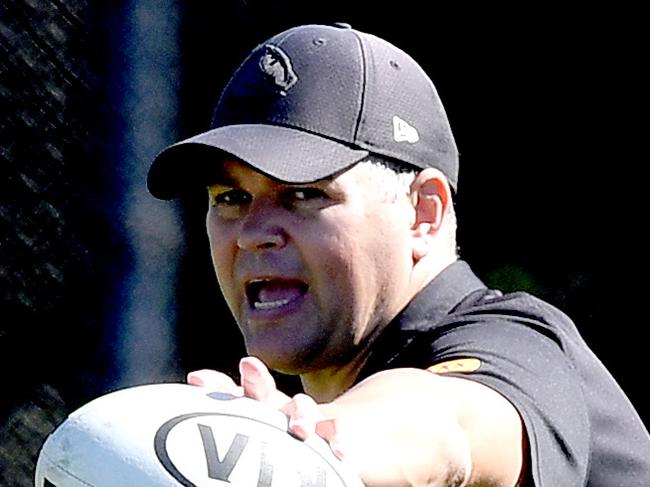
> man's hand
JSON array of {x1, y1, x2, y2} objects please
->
[{"x1": 187, "y1": 357, "x2": 332, "y2": 450}]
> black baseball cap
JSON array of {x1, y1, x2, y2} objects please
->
[{"x1": 147, "y1": 23, "x2": 458, "y2": 200}]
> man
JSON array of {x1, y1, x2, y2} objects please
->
[{"x1": 147, "y1": 23, "x2": 650, "y2": 486}]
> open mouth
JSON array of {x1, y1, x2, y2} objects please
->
[{"x1": 245, "y1": 278, "x2": 309, "y2": 311}]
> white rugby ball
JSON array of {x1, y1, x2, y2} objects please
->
[{"x1": 35, "y1": 383, "x2": 363, "y2": 487}]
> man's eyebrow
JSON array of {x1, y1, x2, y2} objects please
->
[
  {"x1": 290, "y1": 176, "x2": 340, "y2": 189},
  {"x1": 206, "y1": 174, "x2": 237, "y2": 187},
  {"x1": 311, "y1": 178, "x2": 344, "y2": 193}
]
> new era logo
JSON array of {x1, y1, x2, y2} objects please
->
[{"x1": 392, "y1": 116, "x2": 419, "y2": 143}]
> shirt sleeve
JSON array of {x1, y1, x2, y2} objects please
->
[{"x1": 413, "y1": 301, "x2": 591, "y2": 486}]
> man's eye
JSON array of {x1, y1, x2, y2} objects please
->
[
  {"x1": 290, "y1": 188, "x2": 327, "y2": 201},
  {"x1": 210, "y1": 189, "x2": 250, "y2": 206}
]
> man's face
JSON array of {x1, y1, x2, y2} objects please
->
[{"x1": 206, "y1": 160, "x2": 415, "y2": 374}]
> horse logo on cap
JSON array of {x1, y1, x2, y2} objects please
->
[{"x1": 259, "y1": 45, "x2": 298, "y2": 96}]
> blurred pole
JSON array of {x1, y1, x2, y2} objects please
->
[{"x1": 110, "y1": 0, "x2": 184, "y2": 387}]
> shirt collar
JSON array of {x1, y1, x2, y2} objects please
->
[
  {"x1": 356, "y1": 260, "x2": 486, "y2": 381},
  {"x1": 396, "y1": 259, "x2": 486, "y2": 331}
]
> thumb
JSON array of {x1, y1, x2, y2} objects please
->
[{"x1": 186, "y1": 369, "x2": 243, "y2": 397}]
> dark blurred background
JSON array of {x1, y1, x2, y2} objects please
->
[{"x1": 1, "y1": 1, "x2": 646, "y2": 484}]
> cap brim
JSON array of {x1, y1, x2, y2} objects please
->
[{"x1": 147, "y1": 124, "x2": 369, "y2": 200}]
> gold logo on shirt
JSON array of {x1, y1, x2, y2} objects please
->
[{"x1": 427, "y1": 358, "x2": 481, "y2": 374}]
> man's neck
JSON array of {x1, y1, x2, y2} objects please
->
[
  {"x1": 299, "y1": 346, "x2": 375, "y2": 403},
  {"x1": 301, "y1": 255, "x2": 459, "y2": 403}
]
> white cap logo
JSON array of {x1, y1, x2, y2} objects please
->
[
  {"x1": 259, "y1": 45, "x2": 298, "y2": 96},
  {"x1": 392, "y1": 116, "x2": 420, "y2": 143}
]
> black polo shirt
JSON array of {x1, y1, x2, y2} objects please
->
[{"x1": 357, "y1": 260, "x2": 650, "y2": 486}]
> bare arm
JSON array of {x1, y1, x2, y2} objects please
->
[
  {"x1": 317, "y1": 368, "x2": 524, "y2": 486},
  {"x1": 189, "y1": 358, "x2": 525, "y2": 487}
]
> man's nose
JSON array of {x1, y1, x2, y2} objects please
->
[{"x1": 236, "y1": 203, "x2": 287, "y2": 251}]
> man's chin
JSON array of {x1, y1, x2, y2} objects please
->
[
  {"x1": 252, "y1": 356, "x2": 306, "y2": 377},
  {"x1": 243, "y1": 342, "x2": 322, "y2": 376}
]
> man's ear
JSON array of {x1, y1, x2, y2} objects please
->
[{"x1": 410, "y1": 168, "x2": 451, "y2": 261}]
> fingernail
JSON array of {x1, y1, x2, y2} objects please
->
[
  {"x1": 239, "y1": 357, "x2": 261, "y2": 380},
  {"x1": 187, "y1": 372, "x2": 203, "y2": 386},
  {"x1": 329, "y1": 440, "x2": 346, "y2": 461},
  {"x1": 289, "y1": 419, "x2": 310, "y2": 440}
]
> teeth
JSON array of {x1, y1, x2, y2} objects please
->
[
  {"x1": 246, "y1": 278, "x2": 308, "y2": 312},
  {"x1": 253, "y1": 298, "x2": 291, "y2": 310}
]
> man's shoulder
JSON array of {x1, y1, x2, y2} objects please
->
[
  {"x1": 452, "y1": 287, "x2": 576, "y2": 330},
  {"x1": 360, "y1": 260, "x2": 579, "y2": 377},
  {"x1": 411, "y1": 260, "x2": 578, "y2": 338}
]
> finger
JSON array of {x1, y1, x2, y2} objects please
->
[
  {"x1": 238, "y1": 357, "x2": 289, "y2": 408},
  {"x1": 282, "y1": 393, "x2": 322, "y2": 440},
  {"x1": 316, "y1": 418, "x2": 346, "y2": 461},
  {"x1": 186, "y1": 369, "x2": 243, "y2": 396}
]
